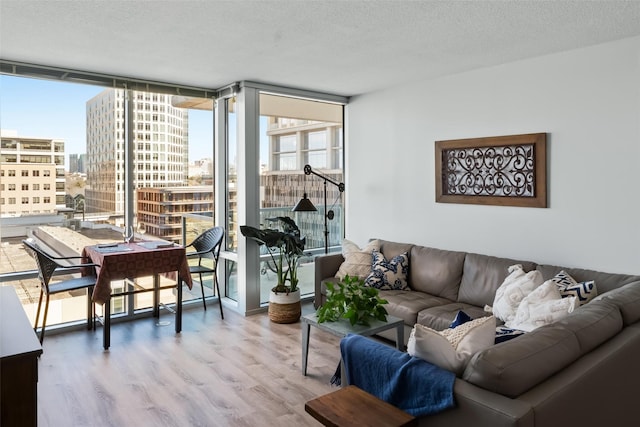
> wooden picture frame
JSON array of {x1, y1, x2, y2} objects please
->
[{"x1": 435, "y1": 133, "x2": 547, "y2": 208}]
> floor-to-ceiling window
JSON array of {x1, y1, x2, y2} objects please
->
[
  {"x1": 257, "y1": 93, "x2": 344, "y2": 304},
  {"x1": 0, "y1": 70, "x2": 215, "y2": 332},
  {"x1": 1, "y1": 67, "x2": 347, "y2": 324},
  {"x1": 215, "y1": 83, "x2": 346, "y2": 314}
]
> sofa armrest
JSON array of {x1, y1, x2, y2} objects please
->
[{"x1": 314, "y1": 253, "x2": 344, "y2": 309}]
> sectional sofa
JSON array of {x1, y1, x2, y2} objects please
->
[{"x1": 314, "y1": 239, "x2": 640, "y2": 427}]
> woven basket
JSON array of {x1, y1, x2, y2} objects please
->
[
  {"x1": 268, "y1": 301, "x2": 301, "y2": 324},
  {"x1": 268, "y1": 289, "x2": 301, "y2": 324}
]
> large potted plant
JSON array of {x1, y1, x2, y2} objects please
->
[{"x1": 240, "y1": 216, "x2": 306, "y2": 323}]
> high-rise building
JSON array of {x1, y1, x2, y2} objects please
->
[
  {"x1": 261, "y1": 117, "x2": 343, "y2": 249},
  {"x1": 84, "y1": 89, "x2": 189, "y2": 215},
  {"x1": 262, "y1": 117, "x2": 342, "y2": 207},
  {"x1": 68, "y1": 153, "x2": 86, "y2": 173},
  {"x1": 0, "y1": 131, "x2": 65, "y2": 216}
]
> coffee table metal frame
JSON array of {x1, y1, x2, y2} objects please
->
[{"x1": 301, "y1": 312, "x2": 404, "y2": 382}]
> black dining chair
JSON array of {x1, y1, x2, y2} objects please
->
[
  {"x1": 22, "y1": 239, "x2": 99, "y2": 344},
  {"x1": 184, "y1": 226, "x2": 224, "y2": 318}
]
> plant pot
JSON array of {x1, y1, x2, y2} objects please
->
[{"x1": 268, "y1": 288, "x2": 301, "y2": 324}]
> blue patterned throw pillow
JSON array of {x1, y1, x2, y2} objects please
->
[
  {"x1": 495, "y1": 325, "x2": 526, "y2": 344},
  {"x1": 549, "y1": 270, "x2": 598, "y2": 306},
  {"x1": 365, "y1": 249, "x2": 410, "y2": 290},
  {"x1": 449, "y1": 310, "x2": 472, "y2": 328}
]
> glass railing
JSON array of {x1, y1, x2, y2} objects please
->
[
  {"x1": 0, "y1": 205, "x2": 342, "y2": 331},
  {"x1": 0, "y1": 214, "x2": 217, "y2": 335},
  {"x1": 258, "y1": 251, "x2": 316, "y2": 304},
  {"x1": 257, "y1": 206, "x2": 342, "y2": 304}
]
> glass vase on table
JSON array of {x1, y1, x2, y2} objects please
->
[{"x1": 137, "y1": 222, "x2": 146, "y2": 240}]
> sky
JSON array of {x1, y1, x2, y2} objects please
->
[{"x1": 0, "y1": 74, "x2": 215, "y2": 165}]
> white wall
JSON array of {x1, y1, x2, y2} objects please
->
[{"x1": 346, "y1": 36, "x2": 640, "y2": 275}]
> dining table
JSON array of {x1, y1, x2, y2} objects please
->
[{"x1": 82, "y1": 240, "x2": 193, "y2": 350}]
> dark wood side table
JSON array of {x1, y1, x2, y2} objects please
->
[
  {"x1": 305, "y1": 385, "x2": 417, "y2": 427},
  {"x1": 1, "y1": 286, "x2": 43, "y2": 427}
]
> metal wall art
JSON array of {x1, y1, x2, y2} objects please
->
[{"x1": 435, "y1": 133, "x2": 547, "y2": 208}]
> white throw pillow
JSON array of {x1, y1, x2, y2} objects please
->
[
  {"x1": 335, "y1": 239, "x2": 381, "y2": 280},
  {"x1": 508, "y1": 280, "x2": 577, "y2": 332},
  {"x1": 407, "y1": 316, "x2": 496, "y2": 376},
  {"x1": 492, "y1": 264, "x2": 543, "y2": 324}
]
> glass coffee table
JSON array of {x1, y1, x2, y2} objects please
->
[{"x1": 301, "y1": 312, "x2": 404, "y2": 382}]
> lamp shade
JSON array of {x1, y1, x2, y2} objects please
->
[{"x1": 292, "y1": 193, "x2": 317, "y2": 212}]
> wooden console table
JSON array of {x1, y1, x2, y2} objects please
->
[
  {"x1": 305, "y1": 385, "x2": 417, "y2": 427},
  {"x1": 1, "y1": 286, "x2": 43, "y2": 427}
]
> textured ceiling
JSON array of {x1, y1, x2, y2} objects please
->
[{"x1": 1, "y1": 0, "x2": 640, "y2": 97}]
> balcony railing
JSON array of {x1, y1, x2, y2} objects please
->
[{"x1": 0, "y1": 205, "x2": 343, "y2": 334}]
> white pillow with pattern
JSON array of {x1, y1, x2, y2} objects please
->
[
  {"x1": 407, "y1": 316, "x2": 496, "y2": 376},
  {"x1": 508, "y1": 280, "x2": 576, "y2": 332},
  {"x1": 365, "y1": 249, "x2": 410, "y2": 290},
  {"x1": 336, "y1": 239, "x2": 380, "y2": 280},
  {"x1": 492, "y1": 264, "x2": 543, "y2": 324}
]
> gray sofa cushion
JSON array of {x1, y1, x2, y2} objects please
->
[
  {"x1": 378, "y1": 289, "x2": 452, "y2": 327},
  {"x1": 378, "y1": 239, "x2": 414, "y2": 259},
  {"x1": 409, "y1": 246, "x2": 466, "y2": 301},
  {"x1": 417, "y1": 303, "x2": 490, "y2": 331},
  {"x1": 463, "y1": 300, "x2": 622, "y2": 398},
  {"x1": 463, "y1": 326, "x2": 580, "y2": 398},
  {"x1": 554, "y1": 300, "x2": 622, "y2": 353},
  {"x1": 592, "y1": 281, "x2": 640, "y2": 325},
  {"x1": 457, "y1": 253, "x2": 537, "y2": 308},
  {"x1": 536, "y1": 264, "x2": 640, "y2": 294}
]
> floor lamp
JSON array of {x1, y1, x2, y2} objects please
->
[{"x1": 292, "y1": 164, "x2": 345, "y2": 254}]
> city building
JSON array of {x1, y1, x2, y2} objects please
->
[
  {"x1": 0, "y1": 131, "x2": 65, "y2": 217},
  {"x1": 84, "y1": 89, "x2": 189, "y2": 216},
  {"x1": 188, "y1": 158, "x2": 213, "y2": 179},
  {"x1": 136, "y1": 186, "x2": 213, "y2": 243},
  {"x1": 262, "y1": 117, "x2": 343, "y2": 249},
  {"x1": 68, "y1": 153, "x2": 85, "y2": 173}
]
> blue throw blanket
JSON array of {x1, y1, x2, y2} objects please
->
[{"x1": 340, "y1": 334, "x2": 455, "y2": 417}]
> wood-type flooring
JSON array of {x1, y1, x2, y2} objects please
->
[{"x1": 36, "y1": 302, "x2": 342, "y2": 426}]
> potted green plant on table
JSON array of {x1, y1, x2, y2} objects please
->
[
  {"x1": 240, "y1": 216, "x2": 306, "y2": 323},
  {"x1": 317, "y1": 275, "x2": 389, "y2": 326}
]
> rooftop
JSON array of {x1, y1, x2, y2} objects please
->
[{"x1": 1, "y1": 226, "x2": 122, "y2": 304}]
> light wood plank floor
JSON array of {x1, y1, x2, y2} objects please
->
[{"x1": 37, "y1": 303, "x2": 342, "y2": 427}]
